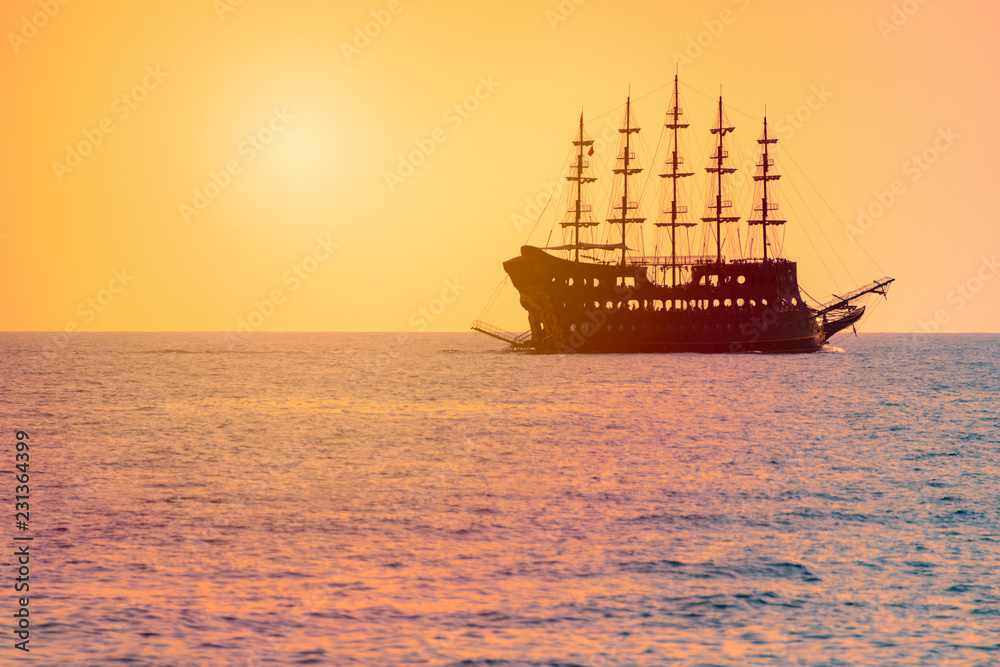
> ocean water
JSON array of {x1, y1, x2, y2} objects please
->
[{"x1": 0, "y1": 332, "x2": 998, "y2": 666}]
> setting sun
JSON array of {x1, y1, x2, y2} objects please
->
[{"x1": 1, "y1": 0, "x2": 997, "y2": 335}]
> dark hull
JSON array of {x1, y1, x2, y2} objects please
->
[
  {"x1": 822, "y1": 306, "x2": 865, "y2": 340},
  {"x1": 504, "y1": 246, "x2": 826, "y2": 354}
]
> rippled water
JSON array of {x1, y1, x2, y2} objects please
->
[{"x1": 1, "y1": 332, "x2": 998, "y2": 666}]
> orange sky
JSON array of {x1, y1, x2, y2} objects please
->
[{"x1": 1, "y1": 0, "x2": 997, "y2": 333}]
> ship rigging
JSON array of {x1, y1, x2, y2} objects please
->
[{"x1": 473, "y1": 77, "x2": 894, "y2": 353}]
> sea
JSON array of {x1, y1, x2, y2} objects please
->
[{"x1": 0, "y1": 332, "x2": 997, "y2": 667}]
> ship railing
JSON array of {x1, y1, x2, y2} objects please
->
[
  {"x1": 471, "y1": 320, "x2": 533, "y2": 350},
  {"x1": 580, "y1": 255, "x2": 615, "y2": 264},
  {"x1": 816, "y1": 276, "x2": 895, "y2": 315},
  {"x1": 729, "y1": 257, "x2": 791, "y2": 265},
  {"x1": 630, "y1": 254, "x2": 716, "y2": 268}
]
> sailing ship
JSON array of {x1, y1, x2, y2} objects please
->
[{"x1": 474, "y1": 77, "x2": 893, "y2": 353}]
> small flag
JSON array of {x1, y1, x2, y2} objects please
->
[{"x1": 588, "y1": 147, "x2": 594, "y2": 156}]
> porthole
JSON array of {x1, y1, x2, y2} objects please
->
[
  {"x1": 791, "y1": 298, "x2": 798, "y2": 306},
  {"x1": 737, "y1": 275, "x2": 746, "y2": 284},
  {"x1": 713, "y1": 299, "x2": 720, "y2": 307},
  {"x1": 737, "y1": 298, "x2": 745, "y2": 306},
  {"x1": 724, "y1": 299, "x2": 732, "y2": 307},
  {"x1": 762, "y1": 299, "x2": 768, "y2": 306}
]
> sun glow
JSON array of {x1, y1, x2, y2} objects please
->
[{"x1": 0, "y1": 0, "x2": 996, "y2": 332}]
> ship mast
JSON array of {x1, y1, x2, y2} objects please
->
[
  {"x1": 657, "y1": 74, "x2": 695, "y2": 286},
  {"x1": 561, "y1": 113, "x2": 597, "y2": 262},
  {"x1": 702, "y1": 95, "x2": 740, "y2": 265},
  {"x1": 607, "y1": 96, "x2": 645, "y2": 270},
  {"x1": 748, "y1": 115, "x2": 786, "y2": 261}
]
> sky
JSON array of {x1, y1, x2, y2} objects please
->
[{"x1": 1, "y1": 0, "x2": 997, "y2": 333}]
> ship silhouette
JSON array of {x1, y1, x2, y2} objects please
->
[{"x1": 474, "y1": 76, "x2": 893, "y2": 353}]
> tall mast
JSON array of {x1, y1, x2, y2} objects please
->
[
  {"x1": 749, "y1": 115, "x2": 786, "y2": 261},
  {"x1": 608, "y1": 96, "x2": 645, "y2": 270},
  {"x1": 701, "y1": 95, "x2": 739, "y2": 265},
  {"x1": 561, "y1": 113, "x2": 597, "y2": 262},
  {"x1": 657, "y1": 74, "x2": 695, "y2": 286}
]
